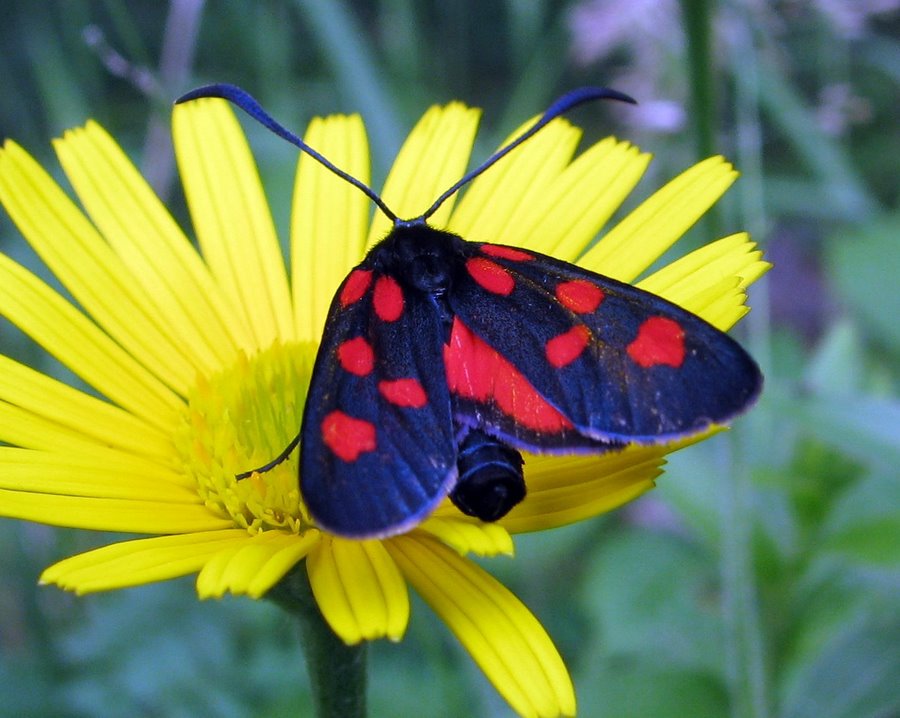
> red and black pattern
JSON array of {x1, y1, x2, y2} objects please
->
[
  {"x1": 178, "y1": 82, "x2": 763, "y2": 539},
  {"x1": 448, "y1": 242, "x2": 760, "y2": 445},
  {"x1": 301, "y1": 250, "x2": 457, "y2": 537},
  {"x1": 300, "y1": 223, "x2": 762, "y2": 538}
]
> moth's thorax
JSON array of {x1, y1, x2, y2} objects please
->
[{"x1": 371, "y1": 222, "x2": 467, "y2": 294}]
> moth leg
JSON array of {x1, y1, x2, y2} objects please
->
[{"x1": 235, "y1": 430, "x2": 301, "y2": 480}]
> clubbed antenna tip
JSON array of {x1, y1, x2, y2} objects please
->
[{"x1": 176, "y1": 83, "x2": 636, "y2": 225}]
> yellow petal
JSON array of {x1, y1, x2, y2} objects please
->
[
  {"x1": 448, "y1": 117, "x2": 581, "y2": 243},
  {"x1": 0, "y1": 401, "x2": 133, "y2": 459},
  {"x1": 53, "y1": 122, "x2": 244, "y2": 371},
  {"x1": 501, "y1": 449, "x2": 665, "y2": 534},
  {"x1": 698, "y1": 289, "x2": 755, "y2": 332},
  {"x1": 41, "y1": 529, "x2": 248, "y2": 593},
  {"x1": 0, "y1": 140, "x2": 198, "y2": 393},
  {"x1": 173, "y1": 99, "x2": 293, "y2": 349},
  {"x1": 243, "y1": 532, "x2": 321, "y2": 598},
  {"x1": 419, "y1": 515, "x2": 514, "y2": 556},
  {"x1": 450, "y1": 125, "x2": 650, "y2": 264},
  {"x1": 637, "y1": 232, "x2": 771, "y2": 330},
  {"x1": 291, "y1": 114, "x2": 370, "y2": 341},
  {"x1": 0, "y1": 253, "x2": 182, "y2": 430},
  {"x1": 196, "y1": 530, "x2": 318, "y2": 598},
  {"x1": 515, "y1": 138, "x2": 650, "y2": 261},
  {"x1": 0, "y1": 489, "x2": 231, "y2": 533},
  {"x1": 0, "y1": 354, "x2": 172, "y2": 460},
  {"x1": 307, "y1": 535, "x2": 409, "y2": 643},
  {"x1": 366, "y1": 102, "x2": 480, "y2": 244},
  {"x1": 0, "y1": 447, "x2": 193, "y2": 499},
  {"x1": 389, "y1": 535, "x2": 575, "y2": 718},
  {"x1": 579, "y1": 156, "x2": 739, "y2": 281}
]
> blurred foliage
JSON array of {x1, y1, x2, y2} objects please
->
[{"x1": 1, "y1": 1, "x2": 899, "y2": 717}]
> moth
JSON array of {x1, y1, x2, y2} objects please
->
[{"x1": 177, "y1": 85, "x2": 762, "y2": 538}]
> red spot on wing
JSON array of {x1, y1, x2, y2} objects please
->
[
  {"x1": 545, "y1": 325, "x2": 591, "y2": 368},
  {"x1": 466, "y1": 257, "x2": 515, "y2": 296},
  {"x1": 373, "y1": 276, "x2": 404, "y2": 321},
  {"x1": 337, "y1": 337, "x2": 374, "y2": 376},
  {"x1": 378, "y1": 378, "x2": 428, "y2": 408},
  {"x1": 556, "y1": 280, "x2": 605, "y2": 314},
  {"x1": 627, "y1": 316, "x2": 686, "y2": 368},
  {"x1": 321, "y1": 410, "x2": 377, "y2": 461},
  {"x1": 480, "y1": 244, "x2": 534, "y2": 262},
  {"x1": 340, "y1": 269, "x2": 373, "y2": 307},
  {"x1": 445, "y1": 318, "x2": 572, "y2": 432}
]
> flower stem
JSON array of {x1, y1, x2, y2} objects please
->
[
  {"x1": 679, "y1": 0, "x2": 715, "y2": 161},
  {"x1": 269, "y1": 566, "x2": 368, "y2": 718}
]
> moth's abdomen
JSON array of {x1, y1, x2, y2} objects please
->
[{"x1": 450, "y1": 429, "x2": 525, "y2": 522}]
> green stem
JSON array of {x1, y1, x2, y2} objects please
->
[
  {"x1": 679, "y1": 0, "x2": 720, "y2": 246},
  {"x1": 681, "y1": 4, "x2": 771, "y2": 717},
  {"x1": 726, "y1": 18, "x2": 773, "y2": 718},
  {"x1": 717, "y1": 440, "x2": 770, "y2": 718},
  {"x1": 679, "y1": 0, "x2": 716, "y2": 161},
  {"x1": 269, "y1": 566, "x2": 368, "y2": 718}
]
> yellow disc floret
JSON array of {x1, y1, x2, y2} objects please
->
[{"x1": 175, "y1": 342, "x2": 316, "y2": 534}]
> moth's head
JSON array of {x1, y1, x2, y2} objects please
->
[{"x1": 379, "y1": 221, "x2": 463, "y2": 293}]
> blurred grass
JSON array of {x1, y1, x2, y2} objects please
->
[{"x1": 1, "y1": 1, "x2": 899, "y2": 717}]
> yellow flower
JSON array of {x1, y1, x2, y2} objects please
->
[{"x1": 0, "y1": 96, "x2": 767, "y2": 718}]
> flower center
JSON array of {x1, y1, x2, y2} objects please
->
[{"x1": 175, "y1": 342, "x2": 316, "y2": 534}]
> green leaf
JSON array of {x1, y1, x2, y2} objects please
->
[
  {"x1": 780, "y1": 394, "x2": 900, "y2": 469},
  {"x1": 579, "y1": 529, "x2": 723, "y2": 675},
  {"x1": 827, "y1": 212, "x2": 900, "y2": 353},
  {"x1": 804, "y1": 320, "x2": 867, "y2": 397},
  {"x1": 821, "y1": 469, "x2": 900, "y2": 567},
  {"x1": 824, "y1": 515, "x2": 900, "y2": 565},
  {"x1": 579, "y1": 666, "x2": 728, "y2": 718},
  {"x1": 780, "y1": 612, "x2": 900, "y2": 718}
]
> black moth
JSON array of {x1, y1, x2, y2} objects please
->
[{"x1": 177, "y1": 85, "x2": 762, "y2": 538}]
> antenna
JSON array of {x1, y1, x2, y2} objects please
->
[
  {"x1": 417, "y1": 87, "x2": 635, "y2": 222},
  {"x1": 176, "y1": 84, "x2": 636, "y2": 225},
  {"x1": 176, "y1": 84, "x2": 398, "y2": 222}
]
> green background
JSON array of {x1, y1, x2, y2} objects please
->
[{"x1": 1, "y1": 1, "x2": 898, "y2": 716}]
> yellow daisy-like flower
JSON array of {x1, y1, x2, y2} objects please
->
[{"x1": 0, "y1": 96, "x2": 767, "y2": 718}]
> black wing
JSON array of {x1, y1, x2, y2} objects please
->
[
  {"x1": 445, "y1": 242, "x2": 762, "y2": 449},
  {"x1": 300, "y1": 267, "x2": 457, "y2": 538}
]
